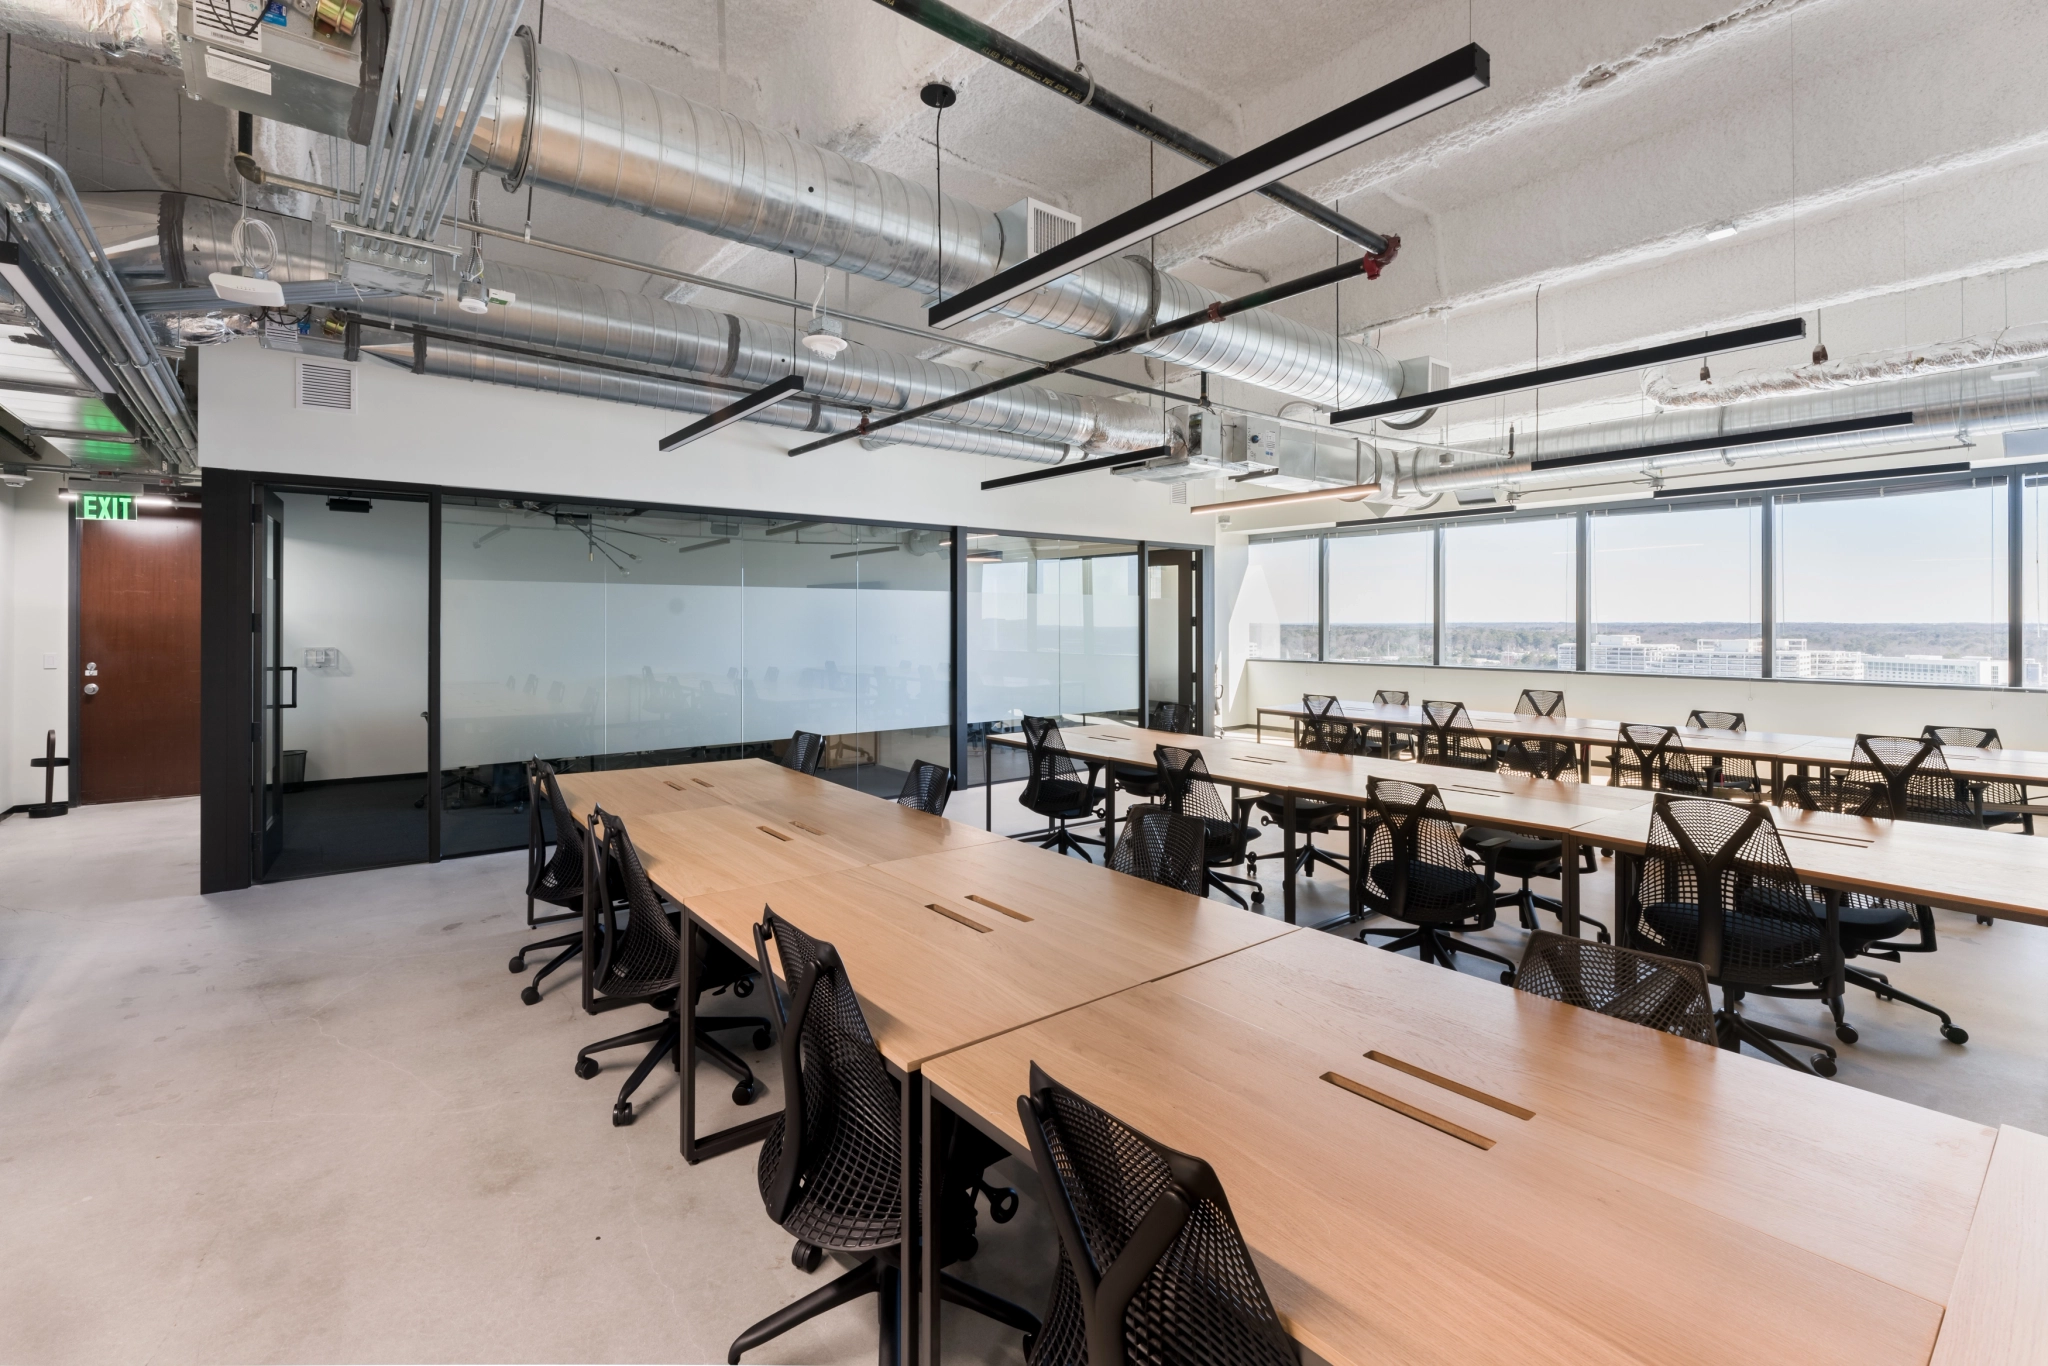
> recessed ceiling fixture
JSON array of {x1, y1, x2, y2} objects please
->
[
  {"x1": 657, "y1": 374, "x2": 806, "y2": 451},
  {"x1": 927, "y1": 44, "x2": 1490, "y2": 329},
  {"x1": 0, "y1": 242, "x2": 116, "y2": 393},
  {"x1": 1188, "y1": 482, "x2": 1383, "y2": 515},
  {"x1": 1331, "y1": 317, "x2": 1805, "y2": 425},
  {"x1": 1526, "y1": 411, "x2": 1916, "y2": 472}
]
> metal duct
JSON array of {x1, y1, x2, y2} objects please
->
[
  {"x1": 468, "y1": 38, "x2": 1401, "y2": 409},
  {"x1": 163, "y1": 195, "x2": 1164, "y2": 455},
  {"x1": 1403, "y1": 363, "x2": 2048, "y2": 497},
  {"x1": 1645, "y1": 325, "x2": 2048, "y2": 409},
  {"x1": 0, "y1": 0, "x2": 176, "y2": 61},
  {"x1": 0, "y1": 138, "x2": 195, "y2": 467},
  {"x1": 368, "y1": 338, "x2": 1071, "y2": 462}
]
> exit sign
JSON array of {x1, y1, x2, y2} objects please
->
[{"x1": 77, "y1": 492, "x2": 135, "y2": 521}]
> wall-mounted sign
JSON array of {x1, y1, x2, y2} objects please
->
[{"x1": 76, "y1": 492, "x2": 135, "y2": 521}]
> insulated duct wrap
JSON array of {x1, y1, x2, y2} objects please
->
[
  {"x1": 369, "y1": 338, "x2": 1072, "y2": 461},
  {"x1": 468, "y1": 40, "x2": 1402, "y2": 409},
  {"x1": 0, "y1": 0, "x2": 177, "y2": 60},
  {"x1": 1644, "y1": 325, "x2": 2048, "y2": 409},
  {"x1": 164, "y1": 194, "x2": 1167, "y2": 456}
]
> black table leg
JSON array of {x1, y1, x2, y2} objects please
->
[
  {"x1": 681, "y1": 913, "x2": 779, "y2": 1164},
  {"x1": 900, "y1": 1064, "x2": 921, "y2": 1366},
  {"x1": 1104, "y1": 768, "x2": 1117, "y2": 847},
  {"x1": 1560, "y1": 833, "x2": 1582, "y2": 938},
  {"x1": 1282, "y1": 791, "x2": 1298, "y2": 924}
]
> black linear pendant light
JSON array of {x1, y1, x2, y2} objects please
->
[{"x1": 656, "y1": 375, "x2": 806, "y2": 451}]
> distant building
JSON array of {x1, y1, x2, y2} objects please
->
[{"x1": 1559, "y1": 634, "x2": 1998, "y2": 684}]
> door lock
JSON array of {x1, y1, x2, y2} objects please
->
[{"x1": 83, "y1": 683, "x2": 99, "y2": 695}]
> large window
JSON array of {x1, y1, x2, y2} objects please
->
[
  {"x1": 2026, "y1": 475, "x2": 2048, "y2": 689},
  {"x1": 1441, "y1": 516, "x2": 1574, "y2": 669},
  {"x1": 1327, "y1": 529, "x2": 1432, "y2": 663},
  {"x1": 966, "y1": 534, "x2": 1140, "y2": 785},
  {"x1": 1242, "y1": 538, "x2": 1320, "y2": 661},
  {"x1": 1777, "y1": 481, "x2": 2008, "y2": 686},
  {"x1": 1586, "y1": 502, "x2": 1761, "y2": 677}
]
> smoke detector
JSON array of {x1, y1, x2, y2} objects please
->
[
  {"x1": 801, "y1": 315, "x2": 848, "y2": 358},
  {"x1": 0, "y1": 472, "x2": 29, "y2": 488},
  {"x1": 456, "y1": 277, "x2": 489, "y2": 315}
]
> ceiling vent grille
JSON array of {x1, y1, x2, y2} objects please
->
[
  {"x1": 296, "y1": 360, "x2": 354, "y2": 411},
  {"x1": 1025, "y1": 199, "x2": 1081, "y2": 256}
]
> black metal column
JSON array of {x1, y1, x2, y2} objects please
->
[
  {"x1": 949, "y1": 526, "x2": 969, "y2": 785},
  {"x1": 426, "y1": 490, "x2": 443, "y2": 860},
  {"x1": 199, "y1": 469, "x2": 258, "y2": 892},
  {"x1": 2009, "y1": 474, "x2": 2025, "y2": 688}
]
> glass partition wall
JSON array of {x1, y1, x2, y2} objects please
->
[
  {"x1": 965, "y1": 534, "x2": 1141, "y2": 787},
  {"x1": 439, "y1": 500, "x2": 951, "y2": 857}
]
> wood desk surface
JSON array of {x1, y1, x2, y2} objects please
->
[
  {"x1": 1929, "y1": 1123, "x2": 2048, "y2": 1366},
  {"x1": 685, "y1": 864, "x2": 1296, "y2": 1072},
  {"x1": 924, "y1": 930, "x2": 1995, "y2": 1366},
  {"x1": 554, "y1": 763, "x2": 743, "y2": 822},
  {"x1": 1570, "y1": 802, "x2": 2048, "y2": 929},
  {"x1": 1778, "y1": 739, "x2": 2048, "y2": 786},
  {"x1": 1260, "y1": 700, "x2": 1846, "y2": 761}
]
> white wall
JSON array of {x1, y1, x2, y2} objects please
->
[
  {"x1": 198, "y1": 341, "x2": 1213, "y2": 549},
  {"x1": 4, "y1": 481, "x2": 72, "y2": 808},
  {"x1": 278, "y1": 493, "x2": 430, "y2": 781},
  {"x1": 1236, "y1": 658, "x2": 2048, "y2": 752}
]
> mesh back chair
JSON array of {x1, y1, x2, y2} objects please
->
[
  {"x1": 1515, "y1": 688, "x2": 1566, "y2": 718},
  {"x1": 1686, "y1": 709, "x2": 1760, "y2": 796},
  {"x1": 1108, "y1": 805, "x2": 1209, "y2": 896},
  {"x1": 729, "y1": 912, "x2": 1036, "y2": 1364},
  {"x1": 573, "y1": 810, "x2": 770, "y2": 1124},
  {"x1": 1373, "y1": 689, "x2": 1409, "y2": 705},
  {"x1": 1514, "y1": 931, "x2": 1716, "y2": 1044},
  {"x1": 1416, "y1": 700, "x2": 1496, "y2": 770},
  {"x1": 1250, "y1": 696, "x2": 1354, "y2": 882},
  {"x1": 1148, "y1": 700, "x2": 1195, "y2": 734},
  {"x1": 511, "y1": 760, "x2": 593, "y2": 1005},
  {"x1": 1154, "y1": 745, "x2": 1264, "y2": 908},
  {"x1": 1924, "y1": 724, "x2": 2034, "y2": 835},
  {"x1": 895, "y1": 759, "x2": 955, "y2": 816},
  {"x1": 1018, "y1": 716, "x2": 1108, "y2": 859},
  {"x1": 1613, "y1": 796, "x2": 1841, "y2": 1075},
  {"x1": 1353, "y1": 777, "x2": 1517, "y2": 979},
  {"x1": 1459, "y1": 736, "x2": 1609, "y2": 942},
  {"x1": 782, "y1": 730, "x2": 826, "y2": 774},
  {"x1": 1609, "y1": 723, "x2": 1715, "y2": 795},
  {"x1": 1107, "y1": 703, "x2": 1194, "y2": 802},
  {"x1": 1018, "y1": 1064, "x2": 1299, "y2": 1366},
  {"x1": 1370, "y1": 688, "x2": 1415, "y2": 757}
]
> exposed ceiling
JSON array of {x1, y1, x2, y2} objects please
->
[{"x1": 6, "y1": 0, "x2": 2048, "y2": 503}]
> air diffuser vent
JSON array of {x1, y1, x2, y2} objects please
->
[
  {"x1": 296, "y1": 360, "x2": 354, "y2": 411},
  {"x1": 1027, "y1": 200, "x2": 1081, "y2": 256}
]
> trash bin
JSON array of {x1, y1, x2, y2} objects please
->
[{"x1": 282, "y1": 749, "x2": 307, "y2": 793}]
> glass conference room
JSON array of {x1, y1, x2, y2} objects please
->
[{"x1": 235, "y1": 481, "x2": 1203, "y2": 882}]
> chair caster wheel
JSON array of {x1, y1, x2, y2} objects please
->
[
  {"x1": 987, "y1": 1187, "x2": 1019, "y2": 1223},
  {"x1": 575, "y1": 1056, "x2": 600, "y2": 1080},
  {"x1": 1023, "y1": 1334, "x2": 1036, "y2": 1357},
  {"x1": 1251, "y1": 891, "x2": 1265, "y2": 904},
  {"x1": 792, "y1": 1241, "x2": 823, "y2": 1273},
  {"x1": 508, "y1": 955, "x2": 525, "y2": 973},
  {"x1": 1976, "y1": 916, "x2": 1993, "y2": 926},
  {"x1": 1875, "y1": 990, "x2": 1894, "y2": 1002},
  {"x1": 612, "y1": 1104, "x2": 634, "y2": 1126},
  {"x1": 753, "y1": 1027, "x2": 773, "y2": 1051},
  {"x1": 1811, "y1": 1054, "x2": 1837, "y2": 1078},
  {"x1": 520, "y1": 985, "x2": 542, "y2": 1006},
  {"x1": 733, "y1": 1079, "x2": 759, "y2": 1105},
  {"x1": 1942, "y1": 1025, "x2": 1969, "y2": 1044},
  {"x1": 1499, "y1": 971, "x2": 1515, "y2": 986},
  {"x1": 733, "y1": 977, "x2": 754, "y2": 997},
  {"x1": 1835, "y1": 1025, "x2": 1858, "y2": 1044},
  {"x1": 1595, "y1": 932, "x2": 1611, "y2": 945}
]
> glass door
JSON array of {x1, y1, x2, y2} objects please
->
[
  {"x1": 1147, "y1": 548, "x2": 1202, "y2": 728},
  {"x1": 259, "y1": 491, "x2": 286, "y2": 875}
]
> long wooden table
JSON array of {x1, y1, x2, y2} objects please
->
[
  {"x1": 924, "y1": 929, "x2": 2000, "y2": 1366},
  {"x1": 993, "y1": 725, "x2": 1658, "y2": 930},
  {"x1": 555, "y1": 758, "x2": 1294, "y2": 1366}
]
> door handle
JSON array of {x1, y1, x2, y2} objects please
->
[{"x1": 83, "y1": 683, "x2": 98, "y2": 696}]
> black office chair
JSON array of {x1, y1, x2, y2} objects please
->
[
  {"x1": 1924, "y1": 724, "x2": 2033, "y2": 834},
  {"x1": 510, "y1": 759, "x2": 594, "y2": 1005},
  {"x1": 572, "y1": 809, "x2": 770, "y2": 1125},
  {"x1": 1459, "y1": 735, "x2": 1608, "y2": 943},
  {"x1": 1104, "y1": 703, "x2": 1193, "y2": 803},
  {"x1": 1371, "y1": 688, "x2": 1415, "y2": 757},
  {"x1": 1154, "y1": 745, "x2": 1264, "y2": 908},
  {"x1": 1017, "y1": 1064, "x2": 1299, "y2": 1366},
  {"x1": 1416, "y1": 700, "x2": 1496, "y2": 770},
  {"x1": 1374, "y1": 689, "x2": 1409, "y2": 705},
  {"x1": 1610, "y1": 722, "x2": 1715, "y2": 795},
  {"x1": 1513, "y1": 931, "x2": 1717, "y2": 1045},
  {"x1": 1148, "y1": 700, "x2": 1195, "y2": 734},
  {"x1": 895, "y1": 758, "x2": 955, "y2": 815},
  {"x1": 1353, "y1": 777, "x2": 1517, "y2": 979},
  {"x1": 782, "y1": 730, "x2": 825, "y2": 774},
  {"x1": 1614, "y1": 795, "x2": 1840, "y2": 1076},
  {"x1": 1515, "y1": 688, "x2": 1566, "y2": 718},
  {"x1": 1107, "y1": 804, "x2": 1209, "y2": 896},
  {"x1": 1017, "y1": 716, "x2": 1107, "y2": 859},
  {"x1": 1250, "y1": 696, "x2": 1352, "y2": 883},
  {"x1": 728, "y1": 911, "x2": 1037, "y2": 1364},
  {"x1": 1687, "y1": 709, "x2": 1761, "y2": 797},
  {"x1": 1819, "y1": 736, "x2": 1972, "y2": 1044}
]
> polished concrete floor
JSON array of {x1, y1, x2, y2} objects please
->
[{"x1": 3, "y1": 786, "x2": 2046, "y2": 1363}]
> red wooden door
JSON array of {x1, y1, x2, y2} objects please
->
[{"x1": 77, "y1": 510, "x2": 202, "y2": 802}]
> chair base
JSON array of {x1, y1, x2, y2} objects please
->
[
  {"x1": 1361, "y1": 922, "x2": 1518, "y2": 981},
  {"x1": 1014, "y1": 818, "x2": 1105, "y2": 861},
  {"x1": 576, "y1": 1011, "x2": 770, "y2": 1125},
  {"x1": 1718, "y1": 1003, "x2": 1838, "y2": 1077},
  {"x1": 1248, "y1": 831, "x2": 1349, "y2": 883},
  {"x1": 1498, "y1": 885, "x2": 1610, "y2": 945},
  {"x1": 1834, "y1": 966, "x2": 1968, "y2": 1044},
  {"x1": 726, "y1": 1247, "x2": 1037, "y2": 1366},
  {"x1": 1204, "y1": 867, "x2": 1265, "y2": 908},
  {"x1": 511, "y1": 929, "x2": 582, "y2": 1005}
]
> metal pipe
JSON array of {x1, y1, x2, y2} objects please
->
[
  {"x1": 366, "y1": 337, "x2": 1071, "y2": 461},
  {"x1": 864, "y1": 0, "x2": 1389, "y2": 253}
]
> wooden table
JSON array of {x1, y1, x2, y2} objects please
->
[
  {"x1": 1930, "y1": 1124, "x2": 2048, "y2": 1365},
  {"x1": 995, "y1": 726, "x2": 1657, "y2": 931},
  {"x1": 924, "y1": 929, "x2": 1999, "y2": 1366},
  {"x1": 1571, "y1": 802, "x2": 2048, "y2": 930}
]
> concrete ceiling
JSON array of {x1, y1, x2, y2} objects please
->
[{"x1": 11, "y1": 0, "x2": 2048, "y2": 455}]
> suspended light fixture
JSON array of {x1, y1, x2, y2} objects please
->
[
  {"x1": 656, "y1": 374, "x2": 806, "y2": 451},
  {"x1": 1188, "y1": 481, "x2": 1383, "y2": 515}
]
